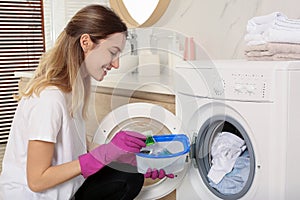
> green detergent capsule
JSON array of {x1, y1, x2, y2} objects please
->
[{"x1": 145, "y1": 136, "x2": 155, "y2": 146}]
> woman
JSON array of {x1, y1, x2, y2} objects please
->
[{"x1": 0, "y1": 5, "x2": 172, "y2": 200}]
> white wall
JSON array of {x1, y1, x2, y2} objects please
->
[{"x1": 154, "y1": 0, "x2": 300, "y2": 59}]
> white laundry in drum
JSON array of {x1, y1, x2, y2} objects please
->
[
  {"x1": 207, "y1": 131, "x2": 246, "y2": 184},
  {"x1": 209, "y1": 150, "x2": 250, "y2": 194}
]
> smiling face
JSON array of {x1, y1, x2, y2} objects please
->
[{"x1": 81, "y1": 32, "x2": 126, "y2": 81}]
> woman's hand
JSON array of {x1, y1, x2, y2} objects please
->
[
  {"x1": 90, "y1": 130, "x2": 146, "y2": 165},
  {"x1": 144, "y1": 168, "x2": 174, "y2": 180},
  {"x1": 79, "y1": 131, "x2": 146, "y2": 178}
]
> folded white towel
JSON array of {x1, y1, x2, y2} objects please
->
[
  {"x1": 246, "y1": 12, "x2": 300, "y2": 45},
  {"x1": 275, "y1": 17, "x2": 300, "y2": 30},
  {"x1": 247, "y1": 12, "x2": 286, "y2": 33},
  {"x1": 248, "y1": 12, "x2": 283, "y2": 26},
  {"x1": 264, "y1": 28, "x2": 300, "y2": 44},
  {"x1": 247, "y1": 12, "x2": 300, "y2": 32},
  {"x1": 246, "y1": 29, "x2": 300, "y2": 45},
  {"x1": 247, "y1": 23, "x2": 272, "y2": 34}
]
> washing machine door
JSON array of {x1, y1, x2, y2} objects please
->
[
  {"x1": 92, "y1": 102, "x2": 188, "y2": 200},
  {"x1": 186, "y1": 102, "x2": 257, "y2": 200}
]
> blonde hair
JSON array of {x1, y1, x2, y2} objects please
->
[{"x1": 18, "y1": 5, "x2": 127, "y2": 118}]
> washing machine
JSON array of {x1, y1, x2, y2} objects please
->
[
  {"x1": 91, "y1": 60, "x2": 300, "y2": 200},
  {"x1": 175, "y1": 60, "x2": 300, "y2": 200}
]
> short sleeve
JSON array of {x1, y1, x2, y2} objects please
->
[{"x1": 27, "y1": 90, "x2": 64, "y2": 143}]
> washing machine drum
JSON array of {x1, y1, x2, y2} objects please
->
[
  {"x1": 92, "y1": 102, "x2": 188, "y2": 200},
  {"x1": 193, "y1": 116, "x2": 256, "y2": 200}
]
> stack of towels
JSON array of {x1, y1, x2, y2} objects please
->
[{"x1": 244, "y1": 12, "x2": 300, "y2": 61}]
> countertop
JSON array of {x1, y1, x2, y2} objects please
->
[{"x1": 14, "y1": 69, "x2": 175, "y2": 95}]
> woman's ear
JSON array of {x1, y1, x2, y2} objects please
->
[{"x1": 80, "y1": 34, "x2": 93, "y2": 53}]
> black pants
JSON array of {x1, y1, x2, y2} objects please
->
[{"x1": 74, "y1": 163, "x2": 144, "y2": 200}]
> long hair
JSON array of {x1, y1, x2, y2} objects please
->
[{"x1": 19, "y1": 5, "x2": 127, "y2": 118}]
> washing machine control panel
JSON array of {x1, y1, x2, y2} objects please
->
[{"x1": 212, "y1": 69, "x2": 273, "y2": 102}]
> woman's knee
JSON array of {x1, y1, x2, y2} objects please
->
[{"x1": 74, "y1": 165, "x2": 145, "y2": 200}]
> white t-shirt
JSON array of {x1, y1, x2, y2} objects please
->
[{"x1": 0, "y1": 87, "x2": 86, "y2": 200}]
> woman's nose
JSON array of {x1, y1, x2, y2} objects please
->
[{"x1": 111, "y1": 58, "x2": 119, "y2": 69}]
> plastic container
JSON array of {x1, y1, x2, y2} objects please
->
[{"x1": 136, "y1": 134, "x2": 190, "y2": 174}]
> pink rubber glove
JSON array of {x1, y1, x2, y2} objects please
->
[
  {"x1": 144, "y1": 168, "x2": 175, "y2": 180},
  {"x1": 79, "y1": 131, "x2": 146, "y2": 178}
]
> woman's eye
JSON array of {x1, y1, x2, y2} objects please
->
[{"x1": 110, "y1": 51, "x2": 117, "y2": 57}]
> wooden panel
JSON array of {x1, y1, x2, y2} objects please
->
[
  {"x1": 92, "y1": 86, "x2": 175, "y2": 104},
  {"x1": 159, "y1": 190, "x2": 176, "y2": 200}
]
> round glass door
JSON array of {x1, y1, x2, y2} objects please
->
[
  {"x1": 92, "y1": 102, "x2": 187, "y2": 200},
  {"x1": 194, "y1": 116, "x2": 255, "y2": 199}
]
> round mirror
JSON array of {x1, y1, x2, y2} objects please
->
[{"x1": 109, "y1": 0, "x2": 171, "y2": 28}]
